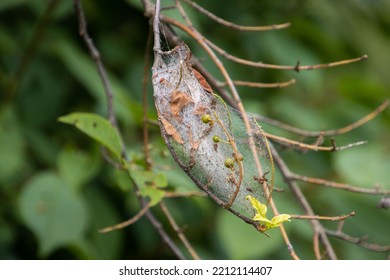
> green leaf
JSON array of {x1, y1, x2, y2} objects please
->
[
  {"x1": 269, "y1": 214, "x2": 292, "y2": 229},
  {"x1": 130, "y1": 168, "x2": 168, "y2": 206},
  {"x1": 246, "y1": 195, "x2": 267, "y2": 218},
  {"x1": 58, "y1": 112, "x2": 122, "y2": 161},
  {"x1": 246, "y1": 195, "x2": 291, "y2": 231},
  {"x1": 18, "y1": 172, "x2": 88, "y2": 256},
  {"x1": 57, "y1": 145, "x2": 101, "y2": 192},
  {"x1": 138, "y1": 188, "x2": 166, "y2": 207}
]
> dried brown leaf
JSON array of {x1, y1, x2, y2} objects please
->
[
  {"x1": 160, "y1": 115, "x2": 184, "y2": 144},
  {"x1": 169, "y1": 91, "x2": 193, "y2": 122}
]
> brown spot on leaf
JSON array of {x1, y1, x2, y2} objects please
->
[
  {"x1": 160, "y1": 116, "x2": 184, "y2": 144},
  {"x1": 193, "y1": 105, "x2": 207, "y2": 116},
  {"x1": 192, "y1": 68, "x2": 213, "y2": 94},
  {"x1": 169, "y1": 91, "x2": 193, "y2": 122}
]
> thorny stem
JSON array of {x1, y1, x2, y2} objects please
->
[{"x1": 160, "y1": 202, "x2": 201, "y2": 260}]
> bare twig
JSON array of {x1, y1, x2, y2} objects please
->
[
  {"x1": 73, "y1": 0, "x2": 117, "y2": 128},
  {"x1": 181, "y1": 0, "x2": 291, "y2": 31},
  {"x1": 219, "y1": 79, "x2": 296, "y2": 89},
  {"x1": 325, "y1": 229, "x2": 390, "y2": 252},
  {"x1": 270, "y1": 144, "x2": 337, "y2": 259},
  {"x1": 256, "y1": 100, "x2": 390, "y2": 138},
  {"x1": 289, "y1": 174, "x2": 390, "y2": 195},
  {"x1": 141, "y1": 197, "x2": 186, "y2": 259},
  {"x1": 205, "y1": 38, "x2": 367, "y2": 72},
  {"x1": 313, "y1": 232, "x2": 321, "y2": 260},
  {"x1": 160, "y1": 201, "x2": 201, "y2": 260},
  {"x1": 99, "y1": 202, "x2": 151, "y2": 233},
  {"x1": 290, "y1": 212, "x2": 355, "y2": 221},
  {"x1": 265, "y1": 132, "x2": 367, "y2": 152}
]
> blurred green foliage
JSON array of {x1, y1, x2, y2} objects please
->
[{"x1": 0, "y1": 0, "x2": 389, "y2": 260}]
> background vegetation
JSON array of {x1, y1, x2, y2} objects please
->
[{"x1": 0, "y1": 0, "x2": 389, "y2": 259}]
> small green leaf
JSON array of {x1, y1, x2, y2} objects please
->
[
  {"x1": 269, "y1": 214, "x2": 292, "y2": 229},
  {"x1": 131, "y1": 169, "x2": 168, "y2": 206},
  {"x1": 246, "y1": 195, "x2": 267, "y2": 218},
  {"x1": 246, "y1": 195, "x2": 291, "y2": 232},
  {"x1": 58, "y1": 113, "x2": 122, "y2": 160},
  {"x1": 18, "y1": 172, "x2": 88, "y2": 256},
  {"x1": 138, "y1": 188, "x2": 166, "y2": 206}
]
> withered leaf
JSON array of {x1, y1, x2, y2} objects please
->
[
  {"x1": 192, "y1": 68, "x2": 213, "y2": 94},
  {"x1": 160, "y1": 116, "x2": 184, "y2": 144},
  {"x1": 169, "y1": 91, "x2": 193, "y2": 122}
]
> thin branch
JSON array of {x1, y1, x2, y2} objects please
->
[
  {"x1": 181, "y1": 0, "x2": 291, "y2": 31},
  {"x1": 270, "y1": 144, "x2": 338, "y2": 259},
  {"x1": 289, "y1": 173, "x2": 390, "y2": 195},
  {"x1": 325, "y1": 229, "x2": 390, "y2": 252},
  {"x1": 313, "y1": 232, "x2": 321, "y2": 260},
  {"x1": 290, "y1": 212, "x2": 355, "y2": 221},
  {"x1": 142, "y1": 28, "x2": 154, "y2": 170},
  {"x1": 205, "y1": 38, "x2": 368, "y2": 71},
  {"x1": 160, "y1": 201, "x2": 201, "y2": 260},
  {"x1": 99, "y1": 202, "x2": 151, "y2": 233},
  {"x1": 153, "y1": 0, "x2": 162, "y2": 55},
  {"x1": 256, "y1": 100, "x2": 390, "y2": 138},
  {"x1": 219, "y1": 79, "x2": 296, "y2": 89},
  {"x1": 73, "y1": 0, "x2": 117, "y2": 128},
  {"x1": 264, "y1": 132, "x2": 367, "y2": 152},
  {"x1": 141, "y1": 197, "x2": 186, "y2": 259}
]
